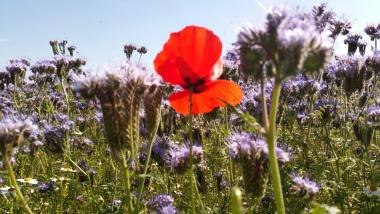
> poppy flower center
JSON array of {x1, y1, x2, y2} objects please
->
[{"x1": 184, "y1": 77, "x2": 205, "y2": 93}]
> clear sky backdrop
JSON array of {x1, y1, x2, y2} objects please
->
[{"x1": 1, "y1": 0, "x2": 379, "y2": 69}]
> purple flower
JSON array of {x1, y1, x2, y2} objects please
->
[
  {"x1": 31, "y1": 59, "x2": 57, "y2": 74},
  {"x1": 367, "y1": 105, "x2": 380, "y2": 128},
  {"x1": 227, "y1": 131, "x2": 289, "y2": 196},
  {"x1": 368, "y1": 105, "x2": 380, "y2": 118},
  {"x1": 344, "y1": 34, "x2": 362, "y2": 56},
  {"x1": 140, "y1": 136, "x2": 177, "y2": 167},
  {"x1": 146, "y1": 194, "x2": 177, "y2": 214},
  {"x1": 366, "y1": 53, "x2": 380, "y2": 75},
  {"x1": 166, "y1": 143, "x2": 204, "y2": 173},
  {"x1": 214, "y1": 172, "x2": 227, "y2": 191},
  {"x1": 157, "y1": 205, "x2": 177, "y2": 214},
  {"x1": 236, "y1": 5, "x2": 330, "y2": 80},
  {"x1": 42, "y1": 114, "x2": 74, "y2": 154},
  {"x1": 152, "y1": 137, "x2": 169, "y2": 160},
  {"x1": 332, "y1": 56, "x2": 370, "y2": 95},
  {"x1": 227, "y1": 131, "x2": 289, "y2": 163},
  {"x1": 277, "y1": 13, "x2": 320, "y2": 48},
  {"x1": 0, "y1": 117, "x2": 37, "y2": 154},
  {"x1": 38, "y1": 180, "x2": 56, "y2": 193},
  {"x1": 239, "y1": 81, "x2": 273, "y2": 123},
  {"x1": 5, "y1": 58, "x2": 29, "y2": 82},
  {"x1": 290, "y1": 175, "x2": 320, "y2": 196},
  {"x1": 283, "y1": 75, "x2": 324, "y2": 96},
  {"x1": 276, "y1": 146, "x2": 290, "y2": 163},
  {"x1": 6, "y1": 58, "x2": 30, "y2": 73},
  {"x1": 223, "y1": 50, "x2": 240, "y2": 70},
  {"x1": 315, "y1": 98, "x2": 340, "y2": 122}
]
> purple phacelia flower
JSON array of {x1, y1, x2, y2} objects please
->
[
  {"x1": 367, "y1": 105, "x2": 380, "y2": 128},
  {"x1": 283, "y1": 74, "x2": 324, "y2": 96},
  {"x1": 236, "y1": 5, "x2": 330, "y2": 81},
  {"x1": 140, "y1": 136, "x2": 177, "y2": 167},
  {"x1": 315, "y1": 98, "x2": 340, "y2": 122},
  {"x1": 5, "y1": 58, "x2": 30, "y2": 82},
  {"x1": 6, "y1": 58, "x2": 30, "y2": 72},
  {"x1": 0, "y1": 117, "x2": 37, "y2": 155},
  {"x1": 227, "y1": 131, "x2": 289, "y2": 163},
  {"x1": 239, "y1": 81, "x2": 273, "y2": 124},
  {"x1": 31, "y1": 59, "x2": 57, "y2": 74},
  {"x1": 290, "y1": 175, "x2": 320, "y2": 197},
  {"x1": 368, "y1": 105, "x2": 380, "y2": 118},
  {"x1": 38, "y1": 180, "x2": 56, "y2": 193},
  {"x1": 227, "y1": 131, "x2": 289, "y2": 196},
  {"x1": 214, "y1": 172, "x2": 227, "y2": 191},
  {"x1": 277, "y1": 13, "x2": 320, "y2": 48},
  {"x1": 344, "y1": 33, "x2": 362, "y2": 56},
  {"x1": 146, "y1": 194, "x2": 177, "y2": 214},
  {"x1": 166, "y1": 143, "x2": 204, "y2": 173},
  {"x1": 332, "y1": 56, "x2": 370, "y2": 95},
  {"x1": 366, "y1": 53, "x2": 380, "y2": 75}
]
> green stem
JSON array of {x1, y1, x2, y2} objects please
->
[
  {"x1": 188, "y1": 90, "x2": 196, "y2": 214},
  {"x1": 136, "y1": 119, "x2": 160, "y2": 212},
  {"x1": 4, "y1": 154, "x2": 33, "y2": 214},
  {"x1": 266, "y1": 79, "x2": 285, "y2": 214},
  {"x1": 59, "y1": 78, "x2": 70, "y2": 115},
  {"x1": 187, "y1": 90, "x2": 205, "y2": 213},
  {"x1": 13, "y1": 75, "x2": 20, "y2": 109},
  {"x1": 121, "y1": 150, "x2": 134, "y2": 213},
  {"x1": 225, "y1": 108, "x2": 235, "y2": 186},
  {"x1": 260, "y1": 75, "x2": 269, "y2": 131}
]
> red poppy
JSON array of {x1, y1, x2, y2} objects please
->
[{"x1": 154, "y1": 25, "x2": 243, "y2": 115}]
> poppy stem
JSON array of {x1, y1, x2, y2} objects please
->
[
  {"x1": 267, "y1": 78, "x2": 285, "y2": 214},
  {"x1": 187, "y1": 89, "x2": 198, "y2": 214},
  {"x1": 187, "y1": 89, "x2": 205, "y2": 213}
]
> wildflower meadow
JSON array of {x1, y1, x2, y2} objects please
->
[{"x1": 1, "y1": 2, "x2": 380, "y2": 214}]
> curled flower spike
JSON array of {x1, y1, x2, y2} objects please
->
[{"x1": 154, "y1": 25, "x2": 243, "y2": 115}]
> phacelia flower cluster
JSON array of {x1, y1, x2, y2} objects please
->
[
  {"x1": 73, "y1": 61, "x2": 160, "y2": 161},
  {"x1": 0, "y1": 117, "x2": 37, "y2": 156},
  {"x1": 236, "y1": 6, "x2": 331, "y2": 80},
  {"x1": 146, "y1": 194, "x2": 177, "y2": 214},
  {"x1": 330, "y1": 56, "x2": 371, "y2": 96},
  {"x1": 290, "y1": 175, "x2": 320, "y2": 197},
  {"x1": 227, "y1": 131, "x2": 289, "y2": 196},
  {"x1": 166, "y1": 142, "x2": 204, "y2": 174}
]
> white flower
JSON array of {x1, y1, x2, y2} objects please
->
[
  {"x1": 364, "y1": 186, "x2": 380, "y2": 197},
  {"x1": 16, "y1": 177, "x2": 38, "y2": 185},
  {"x1": 0, "y1": 186, "x2": 12, "y2": 193},
  {"x1": 50, "y1": 177, "x2": 71, "y2": 182},
  {"x1": 60, "y1": 167, "x2": 78, "y2": 173}
]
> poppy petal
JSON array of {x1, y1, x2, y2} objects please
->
[
  {"x1": 154, "y1": 49, "x2": 186, "y2": 86},
  {"x1": 168, "y1": 80, "x2": 243, "y2": 115},
  {"x1": 154, "y1": 26, "x2": 222, "y2": 86},
  {"x1": 206, "y1": 58, "x2": 223, "y2": 82},
  {"x1": 206, "y1": 80, "x2": 243, "y2": 106}
]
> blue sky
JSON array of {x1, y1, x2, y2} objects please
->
[{"x1": 1, "y1": 0, "x2": 379, "y2": 69}]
